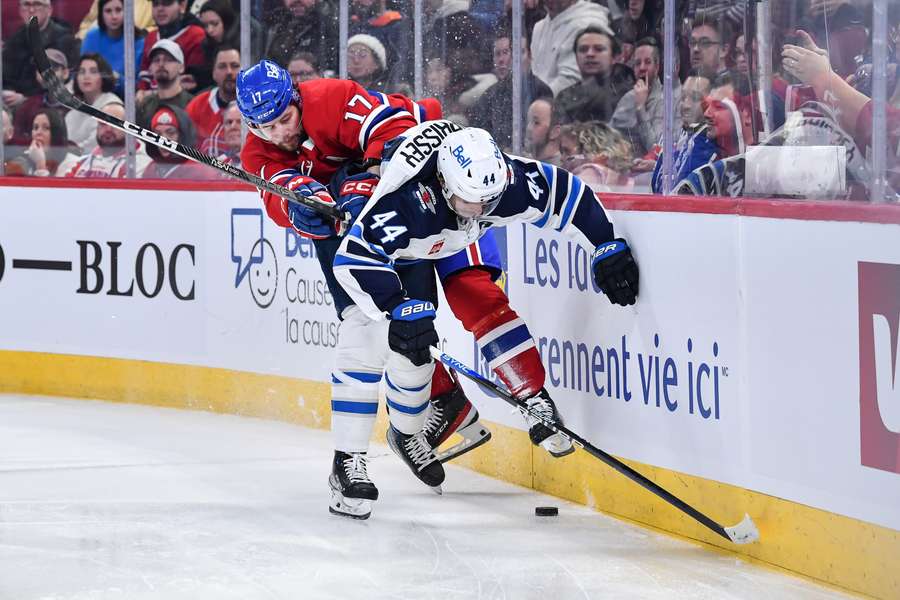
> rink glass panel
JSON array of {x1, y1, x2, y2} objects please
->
[{"x1": 0, "y1": 0, "x2": 895, "y2": 201}]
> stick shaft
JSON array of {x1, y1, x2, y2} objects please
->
[{"x1": 432, "y1": 348, "x2": 733, "y2": 542}]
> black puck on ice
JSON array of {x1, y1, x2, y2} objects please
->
[{"x1": 535, "y1": 506, "x2": 558, "y2": 517}]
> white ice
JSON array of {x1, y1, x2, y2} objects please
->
[{"x1": 0, "y1": 395, "x2": 848, "y2": 600}]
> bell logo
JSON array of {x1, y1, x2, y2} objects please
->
[{"x1": 858, "y1": 262, "x2": 900, "y2": 474}]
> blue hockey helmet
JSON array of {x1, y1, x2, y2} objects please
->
[{"x1": 236, "y1": 59, "x2": 300, "y2": 135}]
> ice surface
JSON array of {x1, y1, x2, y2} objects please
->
[{"x1": 0, "y1": 396, "x2": 848, "y2": 600}]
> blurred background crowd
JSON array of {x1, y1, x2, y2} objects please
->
[{"x1": 0, "y1": 0, "x2": 897, "y2": 201}]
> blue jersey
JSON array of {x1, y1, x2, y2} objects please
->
[{"x1": 334, "y1": 154, "x2": 617, "y2": 320}]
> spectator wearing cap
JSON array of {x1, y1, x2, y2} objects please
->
[
  {"x1": 78, "y1": 0, "x2": 154, "y2": 39},
  {"x1": 66, "y1": 102, "x2": 153, "y2": 178},
  {"x1": 80, "y1": 0, "x2": 148, "y2": 98},
  {"x1": 350, "y1": 0, "x2": 411, "y2": 85},
  {"x1": 2, "y1": 0, "x2": 79, "y2": 104},
  {"x1": 137, "y1": 39, "x2": 195, "y2": 127},
  {"x1": 468, "y1": 29, "x2": 552, "y2": 150},
  {"x1": 347, "y1": 34, "x2": 389, "y2": 90},
  {"x1": 10, "y1": 48, "x2": 72, "y2": 143},
  {"x1": 530, "y1": 0, "x2": 610, "y2": 96},
  {"x1": 65, "y1": 54, "x2": 121, "y2": 154},
  {"x1": 265, "y1": 0, "x2": 339, "y2": 74},
  {"x1": 143, "y1": 105, "x2": 215, "y2": 179},
  {"x1": 186, "y1": 46, "x2": 240, "y2": 147},
  {"x1": 138, "y1": 0, "x2": 206, "y2": 94},
  {"x1": 611, "y1": 37, "x2": 677, "y2": 156},
  {"x1": 555, "y1": 26, "x2": 635, "y2": 124}
]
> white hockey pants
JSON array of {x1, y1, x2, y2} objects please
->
[{"x1": 330, "y1": 306, "x2": 434, "y2": 451}]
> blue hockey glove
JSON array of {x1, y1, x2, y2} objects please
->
[
  {"x1": 388, "y1": 299, "x2": 438, "y2": 366},
  {"x1": 281, "y1": 177, "x2": 338, "y2": 240},
  {"x1": 591, "y1": 239, "x2": 639, "y2": 306},
  {"x1": 335, "y1": 172, "x2": 379, "y2": 233}
]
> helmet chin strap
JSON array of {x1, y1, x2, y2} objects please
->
[
  {"x1": 246, "y1": 121, "x2": 272, "y2": 141},
  {"x1": 243, "y1": 99, "x2": 304, "y2": 144}
]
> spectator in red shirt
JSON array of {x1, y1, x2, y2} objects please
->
[
  {"x1": 138, "y1": 0, "x2": 206, "y2": 95},
  {"x1": 65, "y1": 103, "x2": 153, "y2": 178},
  {"x1": 142, "y1": 105, "x2": 217, "y2": 179},
  {"x1": 185, "y1": 45, "x2": 240, "y2": 146},
  {"x1": 783, "y1": 29, "x2": 900, "y2": 198},
  {"x1": 202, "y1": 101, "x2": 244, "y2": 169}
]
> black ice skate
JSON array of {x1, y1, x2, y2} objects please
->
[
  {"x1": 329, "y1": 451, "x2": 378, "y2": 520},
  {"x1": 423, "y1": 377, "x2": 492, "y2": 463},
  {"x1": 386, "y1": 426, "x2": 445, "y2": 493},
  {"x1": 522, "y1": 389, "x2": 575, "y2": 458}
]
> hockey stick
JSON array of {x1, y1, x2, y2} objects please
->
[
  {"x1": 430, "y1": 346, "x2": 760, "y2": 545},
  {"x1": 24, "y1": 17, "x2": 342, "y2": 221}
]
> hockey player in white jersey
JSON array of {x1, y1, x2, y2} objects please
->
[{"x1": 331, "y1": 123, "x2": 639, "y2": 475}]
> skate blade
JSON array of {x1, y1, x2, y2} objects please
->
[
  {"x1": 436, "y1": 425, "x2": 492, "y2": 463},
  {"x1": 542, "y1": 433, "x2": 575, "y2": 458},
  {"x1": 329, "y1": 489, "x2": 373, "y2": 520},
  {"x1": 431, "y1": 485, "x2": 442, "y2": 495}
]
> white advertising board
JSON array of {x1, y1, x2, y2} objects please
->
[
  {"x1": 1, "y1": 186, "x2": 898, "y2": 531},
  {"x1": 0, "y1": 187, "x2": 339, "y2": 380},
  {"x1": 440, "y1": 211, "x2": 900, "y2": 531}
]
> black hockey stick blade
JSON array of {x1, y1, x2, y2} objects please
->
[
  {"x1": 430, "y1": 346, "x2": 760, "y2": 545},
  {"x1": 24, "y1": 17, "x2": 342, "y2": 222}
]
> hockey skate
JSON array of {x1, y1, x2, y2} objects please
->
[
  {"x1": 423, "y1": 378, "x2": 492, "y2": 463},
  {"x1": 522, "y1": 389, "x2": 575, "y2": 458},
  {"x1": 386, "y1": 426, "x2": 445, "y2": 494},
  {"x1": 329, "y1": 451, "x2": 379, "y2": 520}
]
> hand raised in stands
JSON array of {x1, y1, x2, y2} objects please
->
[{"x1": 782, "y1": 31, "x2": 831, "y2": 86}]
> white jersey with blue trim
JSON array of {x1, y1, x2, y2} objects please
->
[{"x1": 333, "y1": 154, "x2": 617, "y2": 320}]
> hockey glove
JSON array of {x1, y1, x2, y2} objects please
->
[
  {"x1": 281, "y1": 177, "x2": 339, "y2": 240},
  {"x1": 335, "y1": 172, "x2": 379, "y2": 234},
  {"x1": 388, "y1": 299, "x2": 439, "y2": 366},
  {"x1": 591, "y1": 239, "x2": 639, "y2": 306}
]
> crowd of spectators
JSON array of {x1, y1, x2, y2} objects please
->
[{"x1": 0, "y1": 0, "x2": 895, "y2": 200}]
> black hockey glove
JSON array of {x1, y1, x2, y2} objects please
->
[
  {"x1": 591, "y1": 239, "x2": 639, "y2": 306},
  {"x1": 388, "y1": 299, "x2": 439, "y2": 366}
]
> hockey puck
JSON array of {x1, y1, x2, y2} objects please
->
[{"x1": 535, "y1": 506, "x2": 558, "y2": 517}]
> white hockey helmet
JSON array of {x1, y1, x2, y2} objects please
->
[{"x1": 437, "y1": 128, "x2": 509, "y2": 216}]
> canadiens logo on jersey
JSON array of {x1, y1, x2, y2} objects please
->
[{"x1": 415, "y1": 182, "x2": 437, "y2": 214}]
